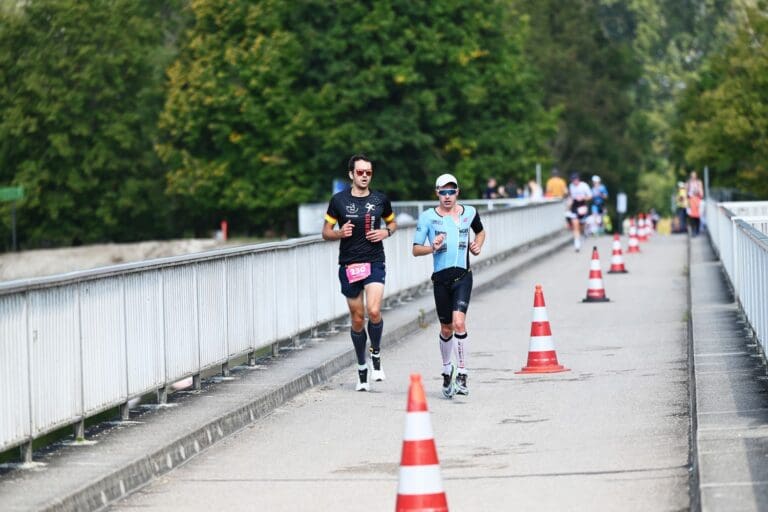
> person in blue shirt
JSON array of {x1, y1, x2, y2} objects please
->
[
  {"x1": 588, "y1": 174, "x2": 609, "y2": 236},
  {"x1": 413, "y1": 173, "x2": 485, "y2": 398},
  {"x1": 590, "y1": 175, "x2": 608, "y2": 214}
]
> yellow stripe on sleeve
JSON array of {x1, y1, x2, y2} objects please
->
[
  {"x1": 383, "y1": 212, "x2": 395, "y2": 222},
  {"x1": 325, "y1": 213, "x2": 338, "y2": 225}
]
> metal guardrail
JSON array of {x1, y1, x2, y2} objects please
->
[
  {"x1": 298, "y1": 197, "x2": 552, "y2": 235},
  {"x1": 706, "y1": 200, "x2": 768, "y2": 358},
  {"x1": 0, "y1": 200, "x2": 566, "y2": 459}
]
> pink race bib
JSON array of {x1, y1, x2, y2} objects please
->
[{"x1": 346, "y1": 263, "x2": 371, "y2": 283}]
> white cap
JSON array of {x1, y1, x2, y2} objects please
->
[
  {"x1": 591, "y1": 175, "x2": 601, "y2": 182},
  {"x1": 435, "y1": 173, "x2": 459, "y2": 188}
]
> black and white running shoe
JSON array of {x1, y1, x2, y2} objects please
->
[
  {"x1": 441, "y1": 364, "x2": 456, "y2": 398},
  {"x1": 356, "y1": 368, "x2": 370, "y2": 392},
  {"x1": 455, "y1": 372, "x2": 469, "y2": 396},
  {"x1": 371, "y1": 352, "x2": 385, "y2": 382}
]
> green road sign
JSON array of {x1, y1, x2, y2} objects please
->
[{"x1": 0, "y1": 187, "x2": 24, "y2": 202}]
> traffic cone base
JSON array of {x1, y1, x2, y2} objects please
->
[
  {"x1": 607, "y1": 269, "x2": 628, "y2": 274},
  {"x1": 517, "y1": 285, "x2": 569, "y2": 374},
  {"x1": 516, "y1": 349, "x2": 569, "y2": 374},
  {"x1": 583, "y1": 295, "x2": 610, "y2": 302}
]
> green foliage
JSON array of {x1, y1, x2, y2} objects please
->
[
  {"x1": 0, "y1": 0, "x2": 187, "y2": 248},
  {"x1": 519, "y1": 0, "x2": 643, "y2": 203},
  {"x1": 0, "y1": 0, "x2": 760, "y2": 247},
  {"x1": 158, "y1": 0, "x2": 556, "y2": 233},
  {"x1": 672, "y1": 7, "x2": 768, "y2": 199},
  {"x1": 636, "y1": 168, "x2": 675, "y2": 214}
]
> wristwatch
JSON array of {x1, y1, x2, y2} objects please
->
[{"x1": 386, "y1": 227, "x2": 392, "y2": 237}]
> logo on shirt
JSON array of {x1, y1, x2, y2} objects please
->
[
  {"x1": 365, "y1": 202, "x2": 376, "y2": 212},
  {"x1": 346, "y1": 203, "x2": 359, "y2": 214}
]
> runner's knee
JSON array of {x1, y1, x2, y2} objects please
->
[
  {"x1": 350, "y1": 310, "x2": 365, "y2": 328},
  {"x1": 367, "y1": 307, "x2": 381, "y2": 323},
  {"x1": 453, "y1": 318, "x2": 466, "y2": 333}
]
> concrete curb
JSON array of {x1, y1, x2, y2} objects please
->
[
  {"x1": 41, "y1": 232, "x2": 571, "y2": 512},
  {"x1": 686, "y1": 234, "x2": 702, "y2": 512}
]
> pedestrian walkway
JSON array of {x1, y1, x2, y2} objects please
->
[
  {"x1": 110, "y1": 234, "x2": 691, "y2": 511},
  {"x1": 691, "y1": 236, "x2": 768, "y2": 511}
]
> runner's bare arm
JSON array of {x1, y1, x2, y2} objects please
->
[
  {"x1": 469, "y1": 230, "x2": 485, "y2": 255},
  {"x1": 322, "y1": 220, "x2": 353, "y2": 240}
]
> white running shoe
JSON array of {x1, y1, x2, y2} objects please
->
[
  {"x1": 356, "y1": 368, "x2": 370, "y2": 392},
  {"x1": 371, "y1": 353, "x2": 385, "y2": 382}
]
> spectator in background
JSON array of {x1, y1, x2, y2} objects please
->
[
  {"x1": 688, "y1": 194, "x2": 702, "y2": 236},
  {"x1": 527, "y1": 179, "x2": 543, "y2": 201},
  {"x1": 686, "y1": 170, "x2": 704, "y2": 199},
  {"x1": 483, "y1": 177, "x2": 498, "y2": 199},
  {"x1": 505, "y1": 178, "x2": 519, "y2": 198},
  {"x1": 685, "y1": 170, "x2": 704, "y2": 236},
  {"x1": 649, "y1": 208, "x2": 660, "y2": 230},
  {"x1": 674, "y1": 182, "x2": 688, "y2": 234},
  {"x1": 545, "y1": 168, "x2": 568, "y2": 198}
]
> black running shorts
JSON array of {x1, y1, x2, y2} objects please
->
[
  {"x1": 432, "y1": 268, "x2": 473, "y2": 325},
  {"x1": 338, "y1": 261, "x2": 386, "y2": 298}
]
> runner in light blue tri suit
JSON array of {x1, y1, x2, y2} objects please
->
[
  {"x1": 413, "y1": 173, "x2": 485, "y2": 398},
  {"x1": 414, "y1": 205, "x2": 479, "y2": 273}
]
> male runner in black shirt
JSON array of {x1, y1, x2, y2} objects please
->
[{"x1": 322, "y1": 155, "x2": 397, "y2": 391}]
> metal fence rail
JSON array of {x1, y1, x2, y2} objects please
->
[
  {"x1": 0, "y1": 200, "x2": 566, "y2": 459},
  {"x1": 298, "y1": 197, "x2": 553, "y2": 235},
  {"x1": 706, "y1": 200, "x2": 768, "y2": 359}
]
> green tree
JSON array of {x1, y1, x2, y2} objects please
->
[
  {"x1": 519, "y1": 0, "x2": 643, "y2": 203},
  {"x1": 0, "y1": 0, "x2": 186, "y2": 249},
  {"x1": 636, "y1": 169, "x2": 676, "y2": 213},
  {"x1": 158, "y1": 0, "x2": 555, "y2": 235},
  {"x1": 672, "y1": 7, "x2": 768, "y2": 198}
]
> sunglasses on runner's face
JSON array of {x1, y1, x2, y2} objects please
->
[
  {"x1": 354, "y1": 169, "x2": 373, "y2": 177},
  {"x1": 438, "y1": 189, "x2": 458, "y2": 196}
]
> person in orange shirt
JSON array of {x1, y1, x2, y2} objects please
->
[
  {"x1": 688, "y1": 194, "x2": 702, "y2": 236},
  {"x1": 545, "y1": 168, "x2": 568, "y2": 198}
]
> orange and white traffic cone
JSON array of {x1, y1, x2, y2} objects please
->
[
  {"x1": 607, "y1": 233, "x2": 629, "y2": 274},
  {"x1": 638, "y1": 214, "x2": 648, "y2": 242},
  {"x1": 627, "y1": 220, "x2": 641, "y2": 253},
  {"x1": 516, "y1": 285, "x2": 569, "y2": 374},
  {"x1": 644, "y1": 212, "x2": 654, "y2": 237},
  {"x1": 395, "y1": 374, "x2": 449, "y2": 512},
  {"x1": 583, "y1": 246, "x2": 610, "y2": 302}
]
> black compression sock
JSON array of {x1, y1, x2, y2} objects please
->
[
  {"x1": 367, "y1": 319, "x2": 383, "y2": 353},
  {"x1": 350, "y1": 329, "x2": 368, "y2": 365}
]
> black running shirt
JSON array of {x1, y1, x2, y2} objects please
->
[{"x1": 325, "y1": 188, "x2": 395, "y2": 265}]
